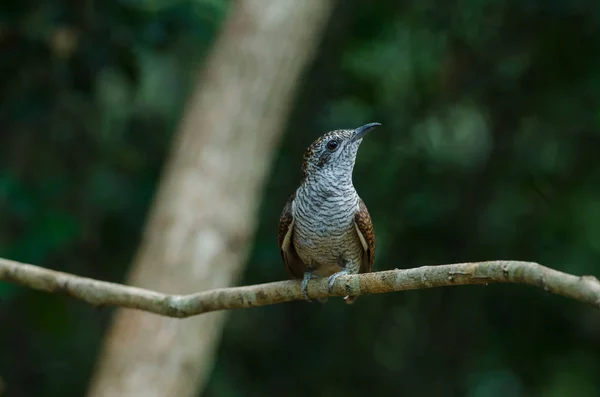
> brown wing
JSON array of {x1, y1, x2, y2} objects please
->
[
  {"x1": 277, "y1": 192, "x2": 306, "y2": 279},
  {"x1": 354, "y1": 198, "x2": 375, "y2": 273}
]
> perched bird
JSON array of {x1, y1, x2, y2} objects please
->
[{"x1": 278, "y1": 122, "x2": 379, "y2": 303}]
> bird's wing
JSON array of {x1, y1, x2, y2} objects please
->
[
  {"x1": 354, "y1": 198, "x2": 375, "y2": 273},
  {"x1": 278, "y1": 192, "x2": 305, "y2": 279}
]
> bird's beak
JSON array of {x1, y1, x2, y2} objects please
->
[{"x1": 350, "y1": 122, "x2": 381, "y2": 143}]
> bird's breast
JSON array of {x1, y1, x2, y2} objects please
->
[{"x1": 292, "y1": 189, "x2": 363, "y2": 273}]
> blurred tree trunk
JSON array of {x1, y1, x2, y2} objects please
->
[{"x1": 86, "y1": 1, "x2": 334, "y2": 396}]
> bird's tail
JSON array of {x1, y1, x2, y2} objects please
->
[{"x1": 344, "y1": 295, "x2": 359, "y2": 304}]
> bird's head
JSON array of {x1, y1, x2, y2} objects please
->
[{"x1": 301, "y1": 122, "x2": 381, "y2": 184}]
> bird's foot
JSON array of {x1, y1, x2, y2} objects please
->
[
  {"x1": 328, "y1": 268, "x2": 350, "y2": 294},
  {"x1": 301, "y1": 270, "x2": 312, "y2": 302}
]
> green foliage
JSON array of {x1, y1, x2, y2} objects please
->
[{"x1": 1, "y1": 0, "x2": 600, "y2": 396}]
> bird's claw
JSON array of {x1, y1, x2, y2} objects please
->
[
  {"x1": 328, "y1": 269, "x2": 349, "y2": 294},
  {"x1": 302, "y1": 289, "x2": 310, "y2": 302},
  {"x1": 301, "y1": 271, "x2": 312, "y2": 302}
]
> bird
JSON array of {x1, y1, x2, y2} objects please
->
[{"x1": 278, "y1": 122, "x2": 379, "y2": 304}]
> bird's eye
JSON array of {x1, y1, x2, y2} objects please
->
[{"x1": 326, "y1": 140, "x2": 339, "y2": 151}]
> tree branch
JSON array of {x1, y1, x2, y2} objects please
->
[{"x1": 1, "y1": 257, "x2": 599, "y2": 317}]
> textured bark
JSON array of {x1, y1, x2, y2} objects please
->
[
  {"x1": 85, "y1": 1, "x2": 335, "y2": 396},
  {"x1": 2, "y1": 258, "x2": 600, "y2": 316}
]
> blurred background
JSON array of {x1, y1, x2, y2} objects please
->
[{"x1": 1, "y1": 0, "x2": 600, "y2": 396}]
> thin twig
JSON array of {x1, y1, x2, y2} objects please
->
[{"x1": 0, "y1": 257, "x2": 599, "y2": 317}]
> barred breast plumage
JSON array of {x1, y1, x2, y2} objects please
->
[{"x1": 292, "y1": 178, "x2": 363, "y2": 277}]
